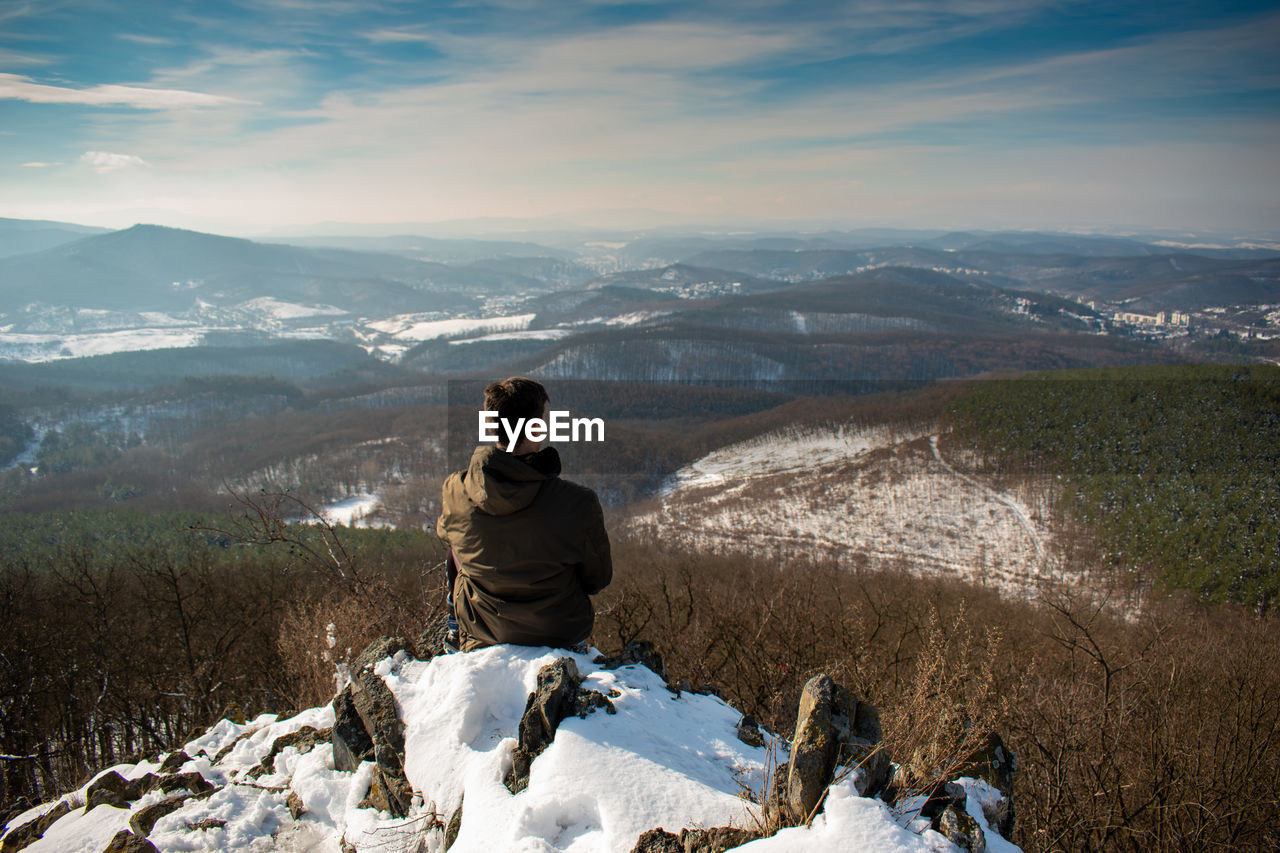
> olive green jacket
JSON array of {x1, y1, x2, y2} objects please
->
[{"x1": 436, "y1": 445, "x2": 612, "y2": 651}]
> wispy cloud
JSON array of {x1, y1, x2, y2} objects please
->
[
  {"x1": 0, "y1": 47, "x2": 51, "y2": 67},
  {"x1": 117, "y1": 33, "x2": 176, "y2": 46},
  {"x1": 0, "y1": 74, "x2": 254, "y2": 109},
  {"x1": 80, "y1": 151, "x2": 148, "y2": 172},
  {"x1": 362, "y1": 28, "x2": 436, "y2": 44},
  {"x1": 21, "y1": 161, "x2": 61, "y2": 167}
]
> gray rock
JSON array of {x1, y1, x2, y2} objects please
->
[
  {"x1": 157, "y1": 771, "x2": 213, "y2": 796},
  {"x1": 765, "y1": 674, "x2": 892, "y2": 825},
  {"x1": 415, "y1": 614, "x2": 452, "y2": 661},
  {"x1": 332, "y1": 686, "x2": 374, "y2": 772},
  {"x1": 359, "y1": 765, "x2": 413, "y2": 818},
  {"x1": 961, "y1": 732, "x2": 1016, "y2": 797},
  {"x1": 102, "y1": 830, "x2": 159, "y2": 853},
  {"x1": 333, "y1": 638, "x2": 419, "y2": 818},
  {"x1": 287, "y1": 791, "x2": 307, "y2": 820},
  {"x1": 849, "y1": 703, "x2": 890, "y2": 798},
  {"x1": 779, "y1": 675, "x2": 857, "y2": 822},
  {"x1": 351, "y1": 663, "x2": 406, "y2": 773},
  {"x1": 594, "y1": 641, "x2": 667, "y2": 681},
  {"x1": 352, "y1": 635, "x2": 411, "y2": 676},
  {"x1": 130, "y1": 793, "x2": 205, "y2": 837},
  {"x1": 247, "y1": 725, "x2": 332, "y2": 779},
  {"x1": 629, "y1": 828, "x2": 683, "y2": 853},
  {"x1": 956, "y1": 732, "x2": 1016, "y2": 837},
  {"x1": 735, "y1": 715, "x2": 766, "y2": 749},
  {"x1": 504, "y1": 657, "x2": 614, "y2": 794},
  {"x1": 85, "y1": 772, "x2": 132, "y2": 810},
  {"x1": 0, "y1": 799, "x2": 70, "y2": 853},
  {"x1": 158, "y1": 751, "x2": 190, "y2": 774},
  {"x1": 919, "y1": 781, "x2": 967, "y2": 821},
  {"x1": 936, "y1": 804, "x2": 986, "y2": 852},
  {"x1": 627, "y1": 826, "x2": 760, "y2": 853},
  {"x1": 444, "y1": 795, "x2": 463, "y2": 850},
  {"x1": 678, "y1": 827, "x2": 760, "y2": 852}
]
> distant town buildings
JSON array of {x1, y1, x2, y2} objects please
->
[{"x1": 1110, "y1": 309, "x2": 1190, "y2": 328}]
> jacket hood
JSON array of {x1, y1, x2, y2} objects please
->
[{"x1": 463, "y1": 444, "x2": 562, "y2": 515}]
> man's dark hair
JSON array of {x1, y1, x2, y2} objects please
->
[{"x1": 484, "y1": 377, "x2": 549, "y2": 449}]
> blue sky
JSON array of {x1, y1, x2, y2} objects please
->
[{"x1": 1, "y1": 0, "x2": 1277, "y2": 236}]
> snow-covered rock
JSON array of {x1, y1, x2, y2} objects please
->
[{"x1": 1, "y1": 644, "x2": 1022, "y2": 853}]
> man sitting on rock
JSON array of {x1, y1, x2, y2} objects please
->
[{"x1": 436, "y1": 376, "x2": 612, "y2": 652}]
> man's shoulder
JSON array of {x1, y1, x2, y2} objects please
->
[{"x1": 540, "y1": 475, "x2": 601, "y2": 508}]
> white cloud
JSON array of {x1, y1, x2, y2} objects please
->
[
  {"x1": 117, "y1": 33, "x2": 176, "y2": 46},
  {"x1": 362, "y1": 28, "x2": 435, "y2": 44},
  {"x1": 80, "y1": 151, "x2": 149, "y2": 173},
  {"x1": 21, "y1": 161, "x2": 61, "y2": 167},
  {"x1": 0, "y1": 73, "x2": 253, "y2": 109}
]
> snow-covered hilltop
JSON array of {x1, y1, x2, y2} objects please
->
[
  {"x1": 2, "y1": 640, "x2": 1019, "y2": 853},
  {"x1": 627, "y1": 423, "x2": 1064, "y2": 598}
]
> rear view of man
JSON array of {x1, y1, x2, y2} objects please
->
[{"x1": 436, "y1": 377, "x2": 612, "y2": 652}]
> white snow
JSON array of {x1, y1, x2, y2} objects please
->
[
  {"x1": 310, "y1": 494, "x2": 381, "y2": 527},
  {"x1": 448, "y1": 328, "x2": 572, "y2": 344},
  {"x1": 240, "y1": 297, "x2": 349, "y2": 319},
  {"x1": 631, "y1": 424, "x2": 1068, "y2": 597},
  {"x1": 367, "y1": 313, "x2": 536, "y2": 341},
  {"x1": 604, "y1": 311, "x2": 670, "y2": 326},
  {"x1": 663, "y1": 423, "x2": 924, "y2": 494},
  {"x1": 0, "y1": 645, "x2": 1022, "y2": 853},
  {"x1": 0, "y1": 328, "x2": 207, "y2": 362}
]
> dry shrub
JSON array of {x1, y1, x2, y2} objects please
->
[
  {"x1": 275, "y1": 574, "x2": 444, "y2": 710},
  {"x1": 880, "y1": 605, "x2": 1008, "y2": 800},
  {"x1": 596, "y1": 537, "x2": 1280, "y2": 852}
]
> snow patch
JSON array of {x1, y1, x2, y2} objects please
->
[{"x1": 240, "y1": 297, "x2": 349, "y2": 319}]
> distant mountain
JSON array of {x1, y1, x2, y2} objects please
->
[
  {"x1": 0, "y1": 224, "x2": 493, "y2": 319},
  {"x1": 0, "y1": 339, "x2": 397, "y2": 393},
  {"x1": 586, "y1": 263, "x2": 788, "y2": 296},
  {"x1": 678, "y1": 247, "x2": 1280, "y2": 311},
  {"x1": 915, "y1": 231, "x2": 1162, "y2": 256},
  {"x1": 462, "y1": 255, "x2": 598, "y2": 289},
  {"x1": 487, "y1": 269, "x2": 1160, "y2": 385},
  {"x1": 0, "y1": 217, "x2": 111, "y2": 259},
  {"x1": 275, "y1": 233, "x2": 579, "y2": 263}
]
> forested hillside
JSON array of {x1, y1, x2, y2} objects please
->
[{"x1": 949, "y1": 364, "x2": 1280, "y2": 607}]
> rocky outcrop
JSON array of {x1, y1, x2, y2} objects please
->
[
  {"x1": 628, "y1": 826, "x2": 761, "y2": 853},
  {"x1": 131, "y1": 793, "x2": 205, "y2": 836},
  {"x1": 937, "y1": 804, "x2": 986, "y2": 852},
  {"x1": 85, "y1": 771, "x2": 161, "y2": 810},
  {"x1": 735, "y1": 715, "x2": 766, "y2": 748},
  {"x1": 957, "y1": 732, "x2": 1016, "y2": 837},
  {"x1": 246, "y1": 725, "x2": 331, "y2": 779},
  {"x1": 157, "y1": 771, "x2": 214, "y2": 796},
  {"x1": 332, "y1": 687, "x2": 375, "y2": 772},
  {"x1": 504, "y1": 657, "x2": 616, "y2": 794},
  {"x1": 0, "y1": 800, "x2": 70, "y2": 853},
  {"x1": 766, "y1": 674, "x2": 888, "y2": 825},
  {"x1": 340, "y1": 637, "x2": 414, "y2": 817},
  {"x1": 594, "y1": 640, "x2": 667, "y2": 681},
  {"x1": 157, "y1": 751, "x2": 190, "y2": 774},
  {"x1": 102, "y1": 830, "x2": 159, "y2": 853}
]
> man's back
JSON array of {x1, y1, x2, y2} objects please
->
[{"x1": 436, "y1": 443, "x2": 612, "y2": 651}]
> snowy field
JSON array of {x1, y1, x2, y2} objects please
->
[
  {"x1": 2, "y1": 645, "x2": 1019, "y2": 853},
  {"x1": 630, "y1": 424, "x2": 1071, "y2": 597},
  {"x1": 0, "y1": 328, "x2": 208, "y2": 361},
  {"x1": 366, "y1": 313, "x2": 536, "y2": 341}
]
